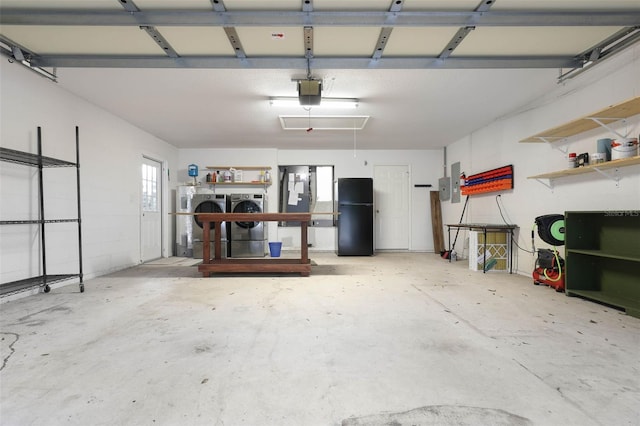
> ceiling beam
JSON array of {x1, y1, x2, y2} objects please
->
[
  {"x1": 2, "y1": 9, "x2": 639, "y2": 27},
  {"x1": 304, "y1": 26, "x2": 314, "y2": 59},
  {"x1": 474, "y1": 0, "x2": 494, "y2": 13},
  {"x1": 116, "y1": 0, "x2": 179, "y2": 58},
  {"x1": 208, "y1": 1, "x2": 248, "y2": 60},
  {"x1": 438, "y1": 27, "x2": 475, "y2": 60},
  {"x1": 0, "y1": 35, "x2": 58, "y2": 81},
  {"x1": 28, "y1": 55, "x2": 582, "y2": 70},
  {"x1": 223, "y1": 27, "x2": 247, "y2": 59},
  {"x1": 371, "y1": 27, "x2": 394, "y2": 61},
  {"x1": 438, "y1": 0, "x2": 494, "y2": 60},
  {"x1": 0, "y1": 35, "x2": 37, "y2": 61},
  {"x1": 117, "y1": 0, "x2": 139, "y2": 13},
  {"x1": 302, "y1": 1, "x2": 314, "y2": 63},
  {"x1": 210, "y1": 0, "x2": 226, "y2": 13},
  {"x1": 140, "y1": 26, "x2": 179, "y2": 58},
  {"x1": 560, "y1": 27, "x2": 640, "y2": 82},
  {"x1": 370, "y1": 1, "x2": 403, "y2": 64}
]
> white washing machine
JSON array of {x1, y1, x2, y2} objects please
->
[
  {"x1": 229, "y1": 193, "x2": 267, "y2": 257},
  {"x1": 192, "y1": 193, "x2": 228, "y2": 258}
]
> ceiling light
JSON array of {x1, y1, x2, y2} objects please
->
[
  {"x1": 270, "y1": 97, "x2": 359, "y2": 109},
  {"x1": 279, "y1": 115, "x2": 369, "y2": 130}
]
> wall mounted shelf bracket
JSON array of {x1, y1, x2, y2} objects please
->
[
  {"x1": 592, "y1": 166, "x2": 621, "y2": 187},
  {"x1": 533, "y1": 178, "x2": 554, "y2": 190},
  {"x1": 535, "y1": 136, "x2": 569, "y2": 153},
  {"x1": 588, "y1": 117, "x2": 629, "y2": 139}
]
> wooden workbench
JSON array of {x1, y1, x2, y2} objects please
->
[{"x1": 195, "y1": 212, "x2": 312, "y2": 277}]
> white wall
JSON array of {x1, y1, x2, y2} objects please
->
[
  {"x1": 1, "y1": 60, "x2": 179, "y2": 285},
  {"x1": 4, "y1": 45, "x2": 638, "y2": 285},
  {"x1": 178, "y1": 148, "x2": 442, "y2": 252},
  {"x1": 443, "y1": 46, "x2": 640, "y2": 276},
  {"x1": 278, "y1": 149, "x2": 442, "y2": 251}
]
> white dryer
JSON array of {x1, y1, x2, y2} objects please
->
[
  {"x1": 192, "y1": 193, "x2": 228, "y2": 258},
  {"x1": 229, "y1": 193, "x2": 267, "y2": 257}
]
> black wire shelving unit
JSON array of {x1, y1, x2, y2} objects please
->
[{"x1": 0, "y1": 126, "x2": 84, "y2": 295}]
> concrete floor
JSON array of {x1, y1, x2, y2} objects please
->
[{"x1": 1, "y1": 253, "x2": 639, "y2": 426}]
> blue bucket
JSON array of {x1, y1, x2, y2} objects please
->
[{"x1": 269, "y1": 242, "x2": 282, "y2": 257}]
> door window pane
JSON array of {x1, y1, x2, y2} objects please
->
[{"x1": 142, "y1": 163, "x2": 159, "y2": 212}]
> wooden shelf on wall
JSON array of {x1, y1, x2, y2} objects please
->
[
  {"x1": 204, "y1": 166, "x2": 272, "y2": 186},
  {"x1": 206, "y1": 166, "x2": 271, "y2": 170},
  {"x1": 519, "y1": 96, "x2": 640, "y2": 143},
  {"x1": 528, "y1": 156, "x2": 640, "y2": 180},
  {"x1": 207, "y1": 182, "x2": 271, "y2": 186}
]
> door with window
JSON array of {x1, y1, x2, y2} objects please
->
[
  {"x1": 141, "y1": 157, "x2": 162, "y2": 262},
  {"x1": 374, "y1": 165, "x2": 410, "y2": 250}
]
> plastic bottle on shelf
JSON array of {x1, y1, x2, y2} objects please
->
[
  {"x1": 568, "y1": 153, "x2": 577, "y2": 168},
  {"x1": 264, "y1": 170, "x2": 271, "y2": 183}
]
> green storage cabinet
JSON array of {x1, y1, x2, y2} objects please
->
[{"x1": 565, "y1": 211, "x2": 640, "y2": 318}]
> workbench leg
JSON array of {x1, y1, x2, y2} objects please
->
[
  {"x1": 301, "y1": 221, "x2": 310, "y2": 276},
  {"x1": 203, "y1": 222, "x2": 210, "y2": 265},
  {"x1": 202, "y1": 222, "x2": 211, "y2": 277},
  {"x1": 214, "y1": 222, "x2": 222, "y2": 260},
  {"x1": 301, "y1": 221, "x2": 309, "y2": 265}
]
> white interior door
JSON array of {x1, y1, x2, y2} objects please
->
[
  {"x1": 141, "y1": 156, "x2": 162, "y2": 262},
  {"x1": 374, "y1": 165, "x2": 410, "y2": 250}
]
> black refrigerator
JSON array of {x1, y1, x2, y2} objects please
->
[{"x1": 336, "y1": 178, "x2": 374, "y2": 256}]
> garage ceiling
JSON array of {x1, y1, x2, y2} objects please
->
[{"x1": 1, "y1": 0, "x2": 639, "y2": 150}]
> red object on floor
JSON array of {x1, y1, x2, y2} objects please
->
[{"x1": 533, "y1": 267, "x2": 565, "y2": 292}]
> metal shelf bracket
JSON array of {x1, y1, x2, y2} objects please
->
[
  {"x1": 592, "y1": 166, "x2": 621, "y2": 186},
  {"x1": 588, "y1": 117, "x2": 629, "y2": 139},
  {"x1": 534, "y1": 178, "x2": 554, "y2": 190},
  {"x1": 542, "y1": 138, "x2": 568, "y2": 154}
]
